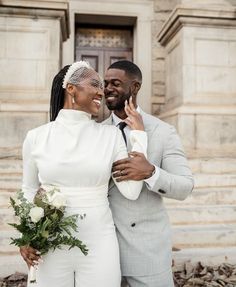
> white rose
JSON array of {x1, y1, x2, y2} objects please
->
[
  {"x1": 50, "y1": 192, "x2": 66, "y2": 209},
  {"x1": 29, "y1": 207, "x2": 44, "y2": 223},
  {"x1": 42, "y1": 185, "x2": 55, "y2": 193}
]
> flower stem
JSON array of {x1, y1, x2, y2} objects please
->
[{"x1": 29, "y1": 265, "x2": 36, "y2": 283}]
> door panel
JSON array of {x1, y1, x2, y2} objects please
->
[
  {"x1": 75, "y1": 49, "x2": 104, "y2": 75},
  {"x1": 104, "y1": 50, "x2": 132, "y2": 74},
  {"x1": 75, "y1": 26, "x2": 133, "y2": 122}
]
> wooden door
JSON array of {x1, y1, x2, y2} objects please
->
[{"x1": 75, "y1": 26, "x2": 133, "y2": 122}]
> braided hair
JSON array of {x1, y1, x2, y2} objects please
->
[{"x1": 49, "y1": 65, "x2": 70, "y2": 121}]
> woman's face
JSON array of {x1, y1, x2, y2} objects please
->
[{"x1": 71, "y1": 70, "x2": 104, "y2": 116}]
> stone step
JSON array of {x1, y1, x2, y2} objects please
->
[
  {"x1": 0, "y1": 254, "x2": 27, "y2": 277},
  {"x1": 173, "y1": 246, "x2": 236, "y2": 269},
  {"x1": 1, "y1": 158, "x2": 236, "y2": 175},
  {"x1": 1, "y1": 239, "x2": 236, "y2": 276},
  {"x1": 2, "y1": 187, "x2": 236, "y2": 208},
  {"x1": 0, "y1": 208, "x2": 18, "y2": 230},
  {"x1": 168, "y1": 205, "x2": 236, "y2": 225},
  {"x1": 0, "y1": 175, "x2": 21, "y2": 190},
  {"x1": 1, "y1": 204, "x2": 236, "y2": 229},
  {"x1": 0, "y1": 158, "x2": 235, "y2": 174},
  {"x1": 172, "y1": 224, "x2": 236, "y2": 248},
  {"x1": 0, "y1": 243, "x2": 19, "y2": 254},
  {"x1": 1, "y1": 228, "x2": 236, "y2": 276},
  {"x1": 194, "y1": 173, "x2": 236, "y2": 188},
  {"x1": 189, "y1": 158, "x2": 236, "y2": 174},
  {"x1": 2, "y1": 187, "x2": 236, "y2": 206},
  {"x1": 1, "y1": 163, "x2": 236, "y2": 189},
  {"x1": 0, "y1": 230, "x2": 20, "y2": 246},
  {"x1": 2, "y1": 223, "x2": 236, "y2": 250},
  {"x1": 1, "y1": 248, "x2": 236, "y2": 278},
  {"x1": 164, "y1": 186, "x2": 236, "y2": 205},
  {"x1": 0, "y1": 190, "x2": 17, "y2": 208},
  {"x1": 0, "y1": 230, "x2": 22, "y2": 268},
  {"x1": 0, "y1": 147, "x2": 21, "y2": 160},
  {"x1": 0, "y1": 159, "x2": 22, "y2": 175}
]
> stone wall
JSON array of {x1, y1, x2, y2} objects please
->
[
  {"x1": 157, "y1": 0, "x2": 236, "y2": 266},
  {"x1": 0, "y1": 0, "x2": 69, "y2": 158},
  {"x1": 0, "y1": 1, "x2": 69, "y2": 275},
  {"x1": 151, "y1": 0, "x2": 179, "y2": 114},
  {"x1": 157, "y1": 0, "x2": 236, "y2": 158},
  {"x1": 151, "y1": 0, "x2": 235, "y2": 117}
]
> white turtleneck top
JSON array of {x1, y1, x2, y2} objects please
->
[{"x1": 22, "y1": 109, "x2": 147, "y2": 202}]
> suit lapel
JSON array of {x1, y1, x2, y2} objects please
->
[
  {"x1": 108, "y1": 177, "x2": 116, "y2": 191},
  {"x1": 139, "y1": 108, "x2": 154, "y2": 134}
]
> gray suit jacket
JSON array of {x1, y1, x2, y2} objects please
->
[{"x1": 102, "y1": 109, "x2": 194, "y2": 276}]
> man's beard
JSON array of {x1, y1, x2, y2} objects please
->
[
  {"x1": 106, "y1": 92, "x2": 131, "y2": 111},
  {"x1": 107, "y1": 100, "x2": 124, "y2": 111}
]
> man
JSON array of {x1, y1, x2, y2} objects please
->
[{"x1": 103, "y1": 60, "x2": 194, "y2": 287}]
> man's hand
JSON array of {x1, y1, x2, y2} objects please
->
[
  {"x1": 20, "y1": 246, "x2": 41, "y2": 268},
  {"x1": 112, "y1": 152, "x2": 155, "y2": 182}
]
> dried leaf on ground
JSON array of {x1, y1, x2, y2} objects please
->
[
  {"x1": 1, "y1": 262, "x2": 236, "y2": 287},
  {"x1": 0, "y1": 272, "x2": 27, "y2": 287},
  {"x1": 173, "y1": 262, "x2": 236, "y2": 287}
]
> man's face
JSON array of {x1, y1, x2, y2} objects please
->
[{"x1": 104, "y1": 68, "x2": 132, "y2": 111}]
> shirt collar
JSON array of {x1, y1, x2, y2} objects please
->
[
  {"x1": 56, "y1": 109, "x2": 91, "y2": 123},
  {"x1": 112, "y1": 106, "x2": 141, "y2": 126}
]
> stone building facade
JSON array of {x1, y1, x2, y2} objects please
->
[{"x1": 0, "y1": 0, "x2": 235, "y2": 276}]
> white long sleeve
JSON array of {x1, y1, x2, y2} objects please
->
[
  {"x1": 112, "y1": 129, "x2": 147, "y2": 200},
  {"x1": 22, "y1": 131, "x2": 40, "y2": 202}
]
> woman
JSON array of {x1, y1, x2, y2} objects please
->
[{"x1": 20, "y1": 61, "x2": 147, "y2": 287}]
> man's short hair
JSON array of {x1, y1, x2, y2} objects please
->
[{"x1": 108, "y1": 60, "x2": 142, "y2": 82}]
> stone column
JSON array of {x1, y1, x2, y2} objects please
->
[
  {"x1": 0, "y1": 1, "x2": 69, "y2": 275},
  {"x1": 157, "y1": 0, "x2": 236, "y2": 159},
  {"x1": 0, "y1": 0, "x2": 69, "y2": 158},
  {"x1": 157, "y1": 1, "x2": 236, "y2": 266}
]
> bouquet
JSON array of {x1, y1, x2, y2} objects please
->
[{"x1": 9, "y1": 187, "x2": 88, "y2": 283}]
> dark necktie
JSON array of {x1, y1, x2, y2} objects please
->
[{"x1": 118, "y1": 122, "x2": 127, "y2": 146}]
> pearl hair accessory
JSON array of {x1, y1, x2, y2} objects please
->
[{"x1": 62, "y1": 61, "x2": 91, "y2": 89}]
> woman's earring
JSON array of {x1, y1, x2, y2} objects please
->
[{"x1": 72, "y1": 96, "x2": 75, "y2": 104}]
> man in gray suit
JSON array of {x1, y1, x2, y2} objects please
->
[{"x1": 103, "y1": 60, "x2": 194, "y2": 287}]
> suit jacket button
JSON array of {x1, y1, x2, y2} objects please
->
[
  {"x1": 131, "y1": 223, "x2": 136, "y2": 227},
  {"x1": 158, "y1": 189, "x2": 166, "y2": 194}
]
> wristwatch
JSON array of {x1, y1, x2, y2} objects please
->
[{"x1": 145, "y1": 165, "x2": 155, "y2": 179}]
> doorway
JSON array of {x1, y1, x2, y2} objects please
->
[{"x1": 75, "y1": 25, "x2": 133, "y2": 121}]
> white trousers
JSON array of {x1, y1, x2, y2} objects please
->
[{"x1": 29, "y1": 185, "x2": 121, "y2": 287}]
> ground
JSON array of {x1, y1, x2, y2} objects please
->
[{"x1": 1, "y1": 262, "x2": 236, "y2": 287}]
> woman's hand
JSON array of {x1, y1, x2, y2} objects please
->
[
  {"x1": 20, "y1": 246, "x2": 41, "y2": 268},
  {"x1": 124, "y1": 97, "x2": 144, "y2": 131}
]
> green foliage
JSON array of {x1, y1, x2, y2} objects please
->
[{"x1": 9, "y1": 189, "x2": 88, "y2": 256}]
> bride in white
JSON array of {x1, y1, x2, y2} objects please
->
[{"x1": 20, "y1": 61, "x2": 147, "y2": 287}]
